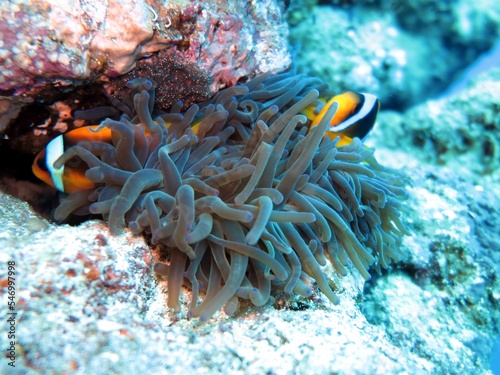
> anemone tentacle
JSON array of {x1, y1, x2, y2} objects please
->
[{"x1": 54, "y1": 72, "x2": 409, "y2": 320}]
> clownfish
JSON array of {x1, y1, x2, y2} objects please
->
[
  {"x1": 32, "y1": 126, "x2": 113, "y2": 193},
  {"x1": 301, "y1": 91, "x2": 380, "y2": 147}
]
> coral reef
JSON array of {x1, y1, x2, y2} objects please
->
[
  {"x1": 1, "y1": 1, "x2": 499, "y2": 373},
  {"x1": 0, "y1": 0, "x2": 289, "y2": 92},
  {"x1": 0, "y1": 0, "x2": 290, "y2": 130},
  {"x1": 2, "y1": 78, "x2": 498, "y2": 371}
]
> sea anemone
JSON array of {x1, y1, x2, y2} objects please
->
[{"x1": 52, "y1": 71, "x2": 409, "y2": 321}]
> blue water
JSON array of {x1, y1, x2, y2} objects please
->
[{"x1": 492, "y1": 337, "x2": 500, "y2": 375}]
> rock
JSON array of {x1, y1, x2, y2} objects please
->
[
  {"x1": 0, "y1": 191, "x2": 429, "y2": 374},
  {"x1": 0, "y1": 0, "x2": 290, "y2": 130},
  {"x1": 374, "y1": 68, "x2": 500, "y2": 174}
]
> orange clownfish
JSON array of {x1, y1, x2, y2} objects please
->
[
  {"x1": 302, "y1": 91, "x2": 380, "y2": 146},
  {"x1": 32, "y1": 126, "x2": 113, "y2": 193}
]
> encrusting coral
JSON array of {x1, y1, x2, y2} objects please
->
[{"x1": 49, "y1": 71, "x2": 409, "y2": 321}]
